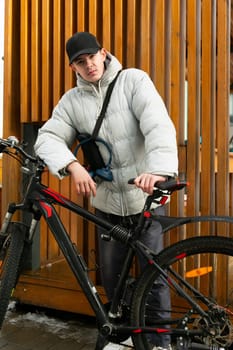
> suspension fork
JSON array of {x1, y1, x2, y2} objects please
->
[{"x1": 0, "y1": 202, "x2": 19, "y2": 235}]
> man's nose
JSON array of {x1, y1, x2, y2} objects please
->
[{"x1": 85, "y1": 58, "x2": 92, "y2": 67}]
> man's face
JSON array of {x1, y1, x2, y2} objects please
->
[{"x1": 71, "y1": 48, "x2": 107, "y2": 83}]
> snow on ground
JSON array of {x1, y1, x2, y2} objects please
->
[{"x1": 5, "y1": 301, "x2": 97, "y2": 342}]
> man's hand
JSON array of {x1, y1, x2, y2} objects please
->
[
  {"x1": 67, "y1": 161, "x2": 96, "y2": 197},
  {"x1": 134, "y1": 173, "x2": 166, "y2": 194}
]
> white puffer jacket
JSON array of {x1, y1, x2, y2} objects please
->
[{"x1": 34, "y1": 53, "x2": 178, "y2": 216}]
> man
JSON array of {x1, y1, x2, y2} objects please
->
[{"x1": 34, "y1": 32, "x2": 178, "y2": 349}]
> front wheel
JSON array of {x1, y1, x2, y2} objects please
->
[
  {"x1": 130, "y1": 236, "x2": 233, "y2": 350},
  {"x1": 0, "y1": 222, "x2": 28, "y2": 329}
]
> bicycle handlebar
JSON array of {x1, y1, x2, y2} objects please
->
[
  {"x1": 0, "y1": 136, "x2": 188, "y2": 194},
  {"x1": 0, "y1": 136, "x2": 39, "y2": 164}
]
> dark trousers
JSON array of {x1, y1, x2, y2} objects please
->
[{"x1": 96, "y1": 206, "x2": 171, "y2": 347}]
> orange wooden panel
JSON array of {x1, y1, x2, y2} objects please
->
[
  {"x1": 88, "y1": 0, "x2": 98, "y2": 34},
  {"x1": 154, "y1": 0, "x2": 165, "y2": 98},
  {"x1": 139, "y1": 0, "x2": 150, "y2": 73},
  {"x1": 31, "y1": 0, "x2": 41, "y2": 122},
  {"x1": 178, "y1": 1, "x2": 187, "y2": 147},
  {"x1": 200, "y1": 0, "x2": 216, "y2": 224},
  {"x1": 113, "y1": 0, "x2": 123, "y2": 62},
  {"x1": 2, "y1": 0, "x2": 21, "y2": 218},
  {"x1": 102, "y1": 0, "x2": 111, "y2": 49},
  {"x1": 64, "y1": 0, "x2": 76, "y2": 91},
  {"x1": 76, "y1": 0, "x2": 85, "y2": 31},
  {"x1": 169, "y1": 0, "x2": 182, "y2": 241},
  {"x1": 126, "y1": 0, "x2": 136, "y2": 67},
  {"x1": 20, "y1": 0, "x2": 30, "y2": 123},
  {"x1": 170, "y1": 0, "x2": 181, "y2": 129},
  {"x1": 53, "y1": 0, "x2": 64, "y2": 106},
  {"x1": 41, "y1": 0, "x2": 53, "y2": 121},
  {"x1": 216, "y1": 0, "x2": 230, "y2": 222},
  {"x1": 186, "y1": 0, "x2": 201, "y2": 220}
]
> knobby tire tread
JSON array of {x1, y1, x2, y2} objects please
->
[{"x1": 0, "y1": 222, "x2": 26, "y2": 329}]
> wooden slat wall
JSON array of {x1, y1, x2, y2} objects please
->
[{"x1": 3, "y1": 0, "x2": 231, "y2": 309}]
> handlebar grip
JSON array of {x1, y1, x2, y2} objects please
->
[
  {"x1": 156, "y1": 179, "x2": 188, "y2": 191},
  {"x1": 128, "y1": 177, "x2": 188, "y2": 192}
]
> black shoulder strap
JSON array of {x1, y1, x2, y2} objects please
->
[{"x1": 92, "y1": 70, "x2": 122, "y2": 139}]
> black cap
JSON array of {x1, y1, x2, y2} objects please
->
[{"x1": 66, "y1": 32, "x2": 102, "y2": 64}]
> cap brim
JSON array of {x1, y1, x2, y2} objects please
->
[{"x1": 69, "y1": 47, "x2": 100, "y2": 64}]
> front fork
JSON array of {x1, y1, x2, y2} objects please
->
[{"x1": 0, "y1": 202, "x2": 41, "y2": 243}]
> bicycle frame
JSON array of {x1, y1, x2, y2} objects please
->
[
  {"x1": 4, "y1": 168, "x2": 233, "y2": 336},
  {"x1": 2, "y1": 138, "x2": 233, "y2": 347}
]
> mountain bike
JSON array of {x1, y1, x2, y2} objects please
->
[{"x1": 0, "y1": 136, "x2": 233, "y2": 349}]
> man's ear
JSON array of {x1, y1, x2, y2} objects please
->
[
  {"x1": 70, "y1": 63, "x2": 77, "y2": 72},
  {"x1": 100, "y1": 48, "x2": 107, "y2": 60}
]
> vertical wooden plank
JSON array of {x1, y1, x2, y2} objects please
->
[
  {"x1": 153, "y1": 0, "x2": 165, "y2": 98},
  {"x1": 64, "y1": 0, "x2": 76, "y2": 91},
  {"x1": 186, "y1": 0, "x2": 201, "y2": 222},
  {"x1": 139, "y1": 0, "x2": 150, "y2": 72},
  {"x1": 20, "y1": 0, "x2": 31, "y2": 123},
  {"x1": 126, "y1": 0, "x2": 136, "y2": 67},
  {"x1": 71, "y1": 1, "x2": 85, "y2": 255},
  {"x1": 199, "y1": 1, "x2": 216, "y2": 293},
  {"x1": 58, "y1": 0, "x2": 77, "y2": 257},
  {"x1": 2, "y1": 0, "x2": 21, "y2": 218},
  {"x1": 170, "y1": 0, "x2": 181, "y2": 143},
  {"x1": 43, "y1": 0, "x2": 65, "y2": 262},
  {"x1": 215, "y1": 0, "x2": 231, "y2": 307},
  {"x1": 41, "y1": 0, "x2": 53, "y2": 121},
  {"x1": 169, "y1": 1, "x2": 185, "y2": 245},
  {"x1": 164, "y1": 0, "x2": 171, "y2": 110},
  {"x1": 88, "y1": 0, "x2": 98, "y2": 34},
  {"x1": 216, "y1": 0, "x2": 230, "y2": 221},
  {"x1": 31, "y1": 0, "x2": 41, "y2": 122},
  {"x1": 201, "y1": 0, "x2": 216, "y2": 223},
  {"x1": 77, "y1": 0, "x2": 85, "y2": 31},
  {"x1": 178, "y1": 0, "x2": 186, "y2": 150},
  {"x1": 53, "y1": 0, "x2": 64, "y2": 106},
  {"x1": 102, "y1": 0, "x2": 111, "y2": 49},
  {"x1": 86, "y1": 0, "x2": 101, "y2": 281},
  {"x1": 113, "y1": 0, "x2": 123, "y2": 61}
]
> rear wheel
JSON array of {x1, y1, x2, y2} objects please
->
[
  {"x1": 0, "y1": 222, "x2": 27, "y2": 328},
  {"x1": 131, "y1": 236, "x2": 233, "y2": 349}
]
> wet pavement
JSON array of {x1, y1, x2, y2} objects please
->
[{"x1": 0, "y1": 302, "x2": 98, "y2": 349}]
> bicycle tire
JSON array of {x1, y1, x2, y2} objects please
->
[
  {"x1": 130, "y1": 235, "x2": 233, "y2": 350},
  {"x1": 0, "y1": 222, "x2": 27, "y2": 329}
]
